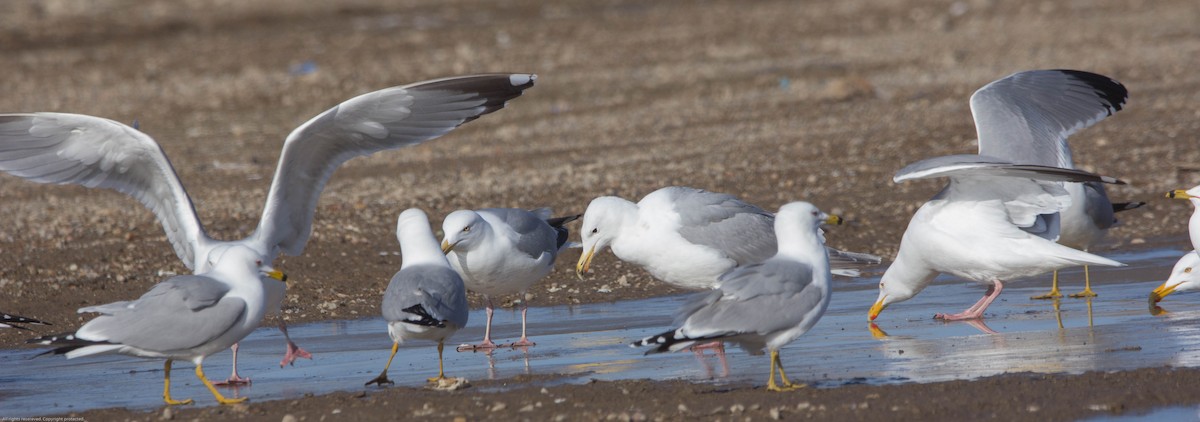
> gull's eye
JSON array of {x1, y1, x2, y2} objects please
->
[
  {"x1": 591, "y1": 228, "x2": 598, "y2": 234},
  {"x1": 1186, "y1": 267, "x2": 1193, "y2": 274},
  {"x1": 879, "y1": 282, "x2": 885, "y2": 288},
  {"x1": 812, "y1": 211, "x2": 819, "y2": 216},
  {"x1": 255, "y1": 260, "x2": 262, "y2": 265},
  {"x1": 462, "y1": 227, "x2": 470, "y2": 233}
]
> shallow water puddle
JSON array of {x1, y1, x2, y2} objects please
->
[{"x1": 2, "y1": 247, "x2": 1198, "y2": 416}]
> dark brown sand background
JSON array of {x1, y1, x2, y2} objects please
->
[{"x1": 1, "y1": 0, "x2": 1199, "y2": 419}]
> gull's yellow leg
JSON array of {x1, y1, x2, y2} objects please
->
[
  {"x1": 427, "y1": 341, "x2": 447, "y2": 383},
  {"x1": 196, "y1": 362, "x2": 247, "y2": 404},
  {"x1": 767, "y1": 351, "x2": 804, "y2": 392},
  {"x1": 1070, "y1": 265, "x2": 1098, "y2": 298},
  {"x1": 163, "y1": 360, "x2": 194, "y2": 405},
  {"x1": 1031, "y1": 271, "x2": 1064, "y2": 300},
  {"x1": 365, "y1": 342, "x2": 400, "y2": 386}
]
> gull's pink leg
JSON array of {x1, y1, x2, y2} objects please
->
[
  {"x1": 935, "y1": 280, "x2": 1004, "y2": 321},
  {"x1": 213, "y1": 343, "x2": 251, "y2": 386},
  {"x1": 458, "y1": 297, "x2": 499, "y2": 352},
  {"x1": 278, "y1": 320, "x2": 312, "y2": 367},
  {"x1": 509, "y1": 299, "x2": 536, "y2": 348}
]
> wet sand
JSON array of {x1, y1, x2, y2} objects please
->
[{"x1": 2, "y1": 0, "x2": 1200, "y2": 419}]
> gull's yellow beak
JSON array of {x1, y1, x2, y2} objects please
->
[
  {"x1": 868, "y1": 296, "x2": 887, "y2": 321},
  {"x1": 1150, "y1": 281, "x2": 1178, "y2": 303},
  {"x1": 575, "y1": 246, "x2": 597, "y2": 280},
  {"x1": 441, "y1": 239, "x2": 455, "y2": 255},
  {"x1": 267, "y1": 270, "x2": 288, "y2": 282},
  {"x1": 1167, "y1": 190, "x2": 1193, "y2": 199},
  {"x1": 825, "y1": 214, "x2": 844, "y2": 225}
]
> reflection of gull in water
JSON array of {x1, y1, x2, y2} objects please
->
[{"x1": 869, "y1": 69, "x2": 1131, "y2": 323}]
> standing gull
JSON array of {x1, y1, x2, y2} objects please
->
[
  {"x1": 31, "y1": 248, "x2": 286, "y2": 405},
  {"x1": 576, "y1": 186, "x2": 880, "y2": 289},
  {"x1": 868, "y1": 70, "x2": 1133, "y2": 322},
  {"x1": 365, "y1": 209, "x2": 468, "y2": 387},
  {"x1": 5, "y1": 73, "x2": 535, "y2": 403},
  {"x1": 441, "y1": 208, "x2": 578, "y2": 350},
  {"x1": 1150, "y1": 186, "x2": 1200, "y2": 303},
  {"x1": 961, "y1": 70, "x2": 1143, "y2": 300},
  {"x1": 869, "y1": 158, "x2": 1126, "y2": 321},
  {"x1": 631, "y1": 202, "x2": 835, "y2": 391}
]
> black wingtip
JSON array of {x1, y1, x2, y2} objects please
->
[
  {"x1": 1112, "y1": 201, "x2": 1146, "y2": 213},
  {"x1": 400, "y1": 304, "x2": 446, "y2": 328},
  {"x1": 1054, "y1": 69, "x2": 1128, "y2": 114}
]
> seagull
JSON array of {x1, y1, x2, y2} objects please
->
[
  {"x1": 30, "y1": 248, "x2": 286, "y2": 405},
  {"x1": 631, "y1": 202, "x2": 835, "y2": 391},
  {"x1": 3, "y1": 73, "x2": 535, "y2": 403},
  {"x1": 868, "y1": 69, "x2": 1134, "y2": 322},
  {"x1": 1032, "y1": 183, "x2": 1143, "y2": 299},
  {"x1": 576, "y1": 186, "x2": 880, "y2": 290},
  {"x1": 1150, "y1": 186, "x2": 1200, "y2": 303},
  {"x1": 440, "y1": 208, "x2": 579, "y2": 351},
  {"x1": 365, "y1": 209, "x2": 468, "y2": 386},
  {"x1": 953, "y1": 70, "x2": 1141, "y2": 300},
  {"x1": 1, "y1": 312, "x2": 50, "y2": 330}
]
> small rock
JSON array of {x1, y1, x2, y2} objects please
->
[
  {"x1": 797, "y1": 402, "x2": 811, "y2": 411},
  {"x1": 332, "y1": 409, "x2": 342, "y2": 414},
  {"x1": 161, "y1": 407, "x2": 174, "y2": 420},
  {"x1": 729, "y1": 404, "x2": 745, "y2": 414},
  {"x1": 353, "y1": 390, "x2": 366, "y2": 398},
  {"x1": 519, "y1": 404, "x2": 535, "y2": 412},
  {"x1": 490, "y1": 402, "x2": 508, "y2": 412},
  {"x1": 677, "y1": 404, "x2": 689, "y2": 413},
  {"x1": 1027, "y1": 404, "x2": 1040, "y2": 412},
  {"x1": 282, "y1": 415, "x2": 298, "y2": 422},
  {"x1": 769, "y1": 407, "x2": 782, "y2": 420}
]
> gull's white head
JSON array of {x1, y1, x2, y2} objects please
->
[
  {"x1": 576, "y1": 196, "x2": 637, "y2": 278},
  {"x1": 1168, "y1": 186, "x2": 1200, "y2": 251},
  {"x1": 1151, "y1": 251, "x2": 1200, "y2": 303},
  {"x1": 440, "y1": 210, "x2": 487, "y2": 254},
  {"x1": 204, "y1": 244, "x2": 286, "y2": 283},
  {"x1": 869, "y1": 254, "x2": 936, "y2": 321},
  {"x1": 773, "y1": 202, "x2": 842, "y2": 254}
]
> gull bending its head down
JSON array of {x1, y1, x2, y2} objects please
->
[
  {"x1": 867, "y1": 69, "x2": 1136, "y2": 323},
  {"x1": 7, "y1": 73, "x2": 535, "y2": 404},
  {"x1": 1151, "y1": 186, "x2": 1200, "y2": 303},
  {"x1": 576, "y1": 186, "x2": 880, "y2": 290}
]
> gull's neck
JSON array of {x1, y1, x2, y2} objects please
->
[
  {"x1": 774, "y1": 220, "x2": 827, "y2": 267},
  {"x1": 398, "y1": 217, "x2": 449, "y2": 269}
]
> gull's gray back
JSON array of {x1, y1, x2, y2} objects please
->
[
  {"x1": 383, "y1": 265, "x2": 468, "y2": 329},
  {"x1": 1082, "y1": 181, "x2": 1117, "y2": 230},
  {"x1": 79, "y1": 275, "x2": 245, "y2": 353},
  {"x1": 666, "y1": 188, "x2": 776, "y2": 266},
  {"x1": 480, "y1": 208, "x2": 558, "y2": 260},
  {"x1": 676, "y1": 260, "x2": 822, "y2": 336}
]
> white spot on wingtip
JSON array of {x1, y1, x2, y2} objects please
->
[{"x1": 510, "y1": 74, "x2": 537, "y2": 86}]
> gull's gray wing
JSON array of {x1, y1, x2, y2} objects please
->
[
  {"x1": 480, "y1": 208, "x2": 559, "y2": 260},
  {"x1": 74, "y1": 275, "x2": 245, "y2": 353},
  {"x1": 972, "y1": 69, "x2": 1127, "y2": 167},
  {"x1": 666, "y1": 187, "x2": 777, "y2": 266},
  {"x1": 383, "y1": 265, "x2": 469, "y2": 329},
  {"x1": 1082, "y1": 181, "x2": 1117, "y2": 230},
  {"x1": 894, "y1": 154, "x2": 1125, "y2": 185},
  {"x1": 675, "y1": 260, "x2": 822, "y2": 336},
  {"x1": 252, "y1": 74, "x2": 536, "y2": 257},
  {"x1": 0, "y1": 114, "x2": 209, "y2": 269}
]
